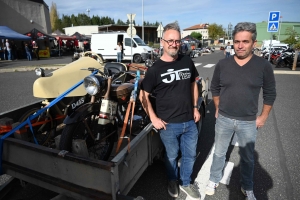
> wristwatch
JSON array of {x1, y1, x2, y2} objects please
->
[{"x1": 193, "y1": 105, "x2": 198, "y2": 108}]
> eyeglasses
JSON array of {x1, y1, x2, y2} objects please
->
[{"x1": 161, "y1": 39, "x2": 181, "y2": 45}]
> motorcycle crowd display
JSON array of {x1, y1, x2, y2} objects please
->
[
  {"x1": 4, "y1": 51, "x2": 207, "y2": 162},
  {"x1": 260, "y1": 46, "x2": 300, "y2": 68}
]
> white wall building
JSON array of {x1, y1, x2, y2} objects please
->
[
  {"x1": 182, "y1": 23, "x2": 209, "y2": 39},
  {"x1": 64, "y1": 25, "x2": 100, "y2": 36}
]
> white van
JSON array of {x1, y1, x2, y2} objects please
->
[{"x1": 91, "y1": 32, "x2": 152, "y2": 63}]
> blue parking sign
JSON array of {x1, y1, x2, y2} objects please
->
[{"x1": 269, "y1": 11, "x2": 280, "y2": 22}]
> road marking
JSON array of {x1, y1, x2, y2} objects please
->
[
  {"x1": 194, "y1": 144, "x2": 235, "y2": 200},
  {"x1": 274, "y1": 71, "x2": 300, "y2": 75},
  {"x1": 220, "y1": 162, "x2": 234, "y2": 185},
  {"x1": 194, "y1": 63, "x2": 202, "y2": 67},
  {"x1": 203, "y1": 64, "x2": 215, "y2": 68}
]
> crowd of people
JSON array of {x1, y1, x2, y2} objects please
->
[
  {"x1": 0, "y1": 39, "x2": 40, "y2": 61},
  {"x1": 139, "y1": 21, "x2": 276, "y2": 200}
]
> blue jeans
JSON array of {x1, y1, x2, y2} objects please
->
[
  {"x1": 26, "y1": 52, "x2": 32, "y2": 61},
  {"x1": 160, "y1": 120, "x2": 198, "y2": 186},
  {"x1": 117, "y1": 52, "x2": 121, "y2": 62},
  {"x1": 7, "y1": 49, "x2": 12, "y2": 60},
  {"x1": 210, "y1": 114, "x2": 257, "y2": 190},
  {"x1": 225, "y1": 52, "x2": 230, "y2": 58}
]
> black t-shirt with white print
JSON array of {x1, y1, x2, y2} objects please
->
[{"x1": 141, "y1": 55, "x2": 199, "y2": 123}]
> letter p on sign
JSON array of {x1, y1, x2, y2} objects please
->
[{"x1": 269, "y1": 11, "x2": 280, "y2": 22}]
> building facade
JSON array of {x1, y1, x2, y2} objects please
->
[
  {"x1": 0, "y1": 0, "x2": 51, "y2": 34},
  {"x1": 64, "y1": 25, "x2": 159, "y2": 44},
  {"x1": 256, "y1": 21, "x2": 300, "y2": 45},
  {"x1": 182, "y1": 24, "x2": 209, "y2": 39}
]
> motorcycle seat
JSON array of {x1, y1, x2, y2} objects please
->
[{"x1": 104, "y1": 62, "x2": 127, "y2": 75}]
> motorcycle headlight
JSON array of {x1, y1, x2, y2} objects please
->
[{"x1": 83, "y1": 75, "x2": 107, "y2": 96}]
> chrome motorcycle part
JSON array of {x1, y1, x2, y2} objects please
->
[{"x1": 83, "y1": 75, "x2": 107, "y2": 96}]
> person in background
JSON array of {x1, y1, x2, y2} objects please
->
[
  {"x1": 33, "y1": 41, "x2": 39, "y2": 60},
  {"x1": 224, "y1": 42, "x2": 232, "y2": 58},
  {"x1": 5, "y1": 39, "x2": 12, "y2": 60},
  {"x1": 139, "y1": 22, "x2": 201, "y2": 200},
  {"x1": 206, "y1": 22, "x2": 276, "y2": 200},
  {"x1": 115, "y1": 42, "x2": 122, "y2": 62},
  {"x1": 25, "y1": 43, "x2": 32, "y2": 61},
  {"x1": 11, "y1": 41, "x2": 17, "y2": 60}
]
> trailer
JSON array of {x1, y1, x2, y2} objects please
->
[{"x1": 0, "y1": 101, "x2": 163, "y2": 200}]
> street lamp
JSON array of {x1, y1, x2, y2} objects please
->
[
  {"x1": 228, "y1": 22, "x2": 232, "y2": 41},
  {"x1": 142, "y1": 0, "x2": 144, "y2": 41},
  {"x1": 223, "y1": 28, "x2": 227, "y2": 45}
]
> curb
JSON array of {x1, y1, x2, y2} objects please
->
[{"x1": 0, "y1": 64, "x2": 65, "y2": 73}]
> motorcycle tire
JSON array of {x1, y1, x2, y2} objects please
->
[
  {"x1": 59, "y1": 109, "x2": 116, "y2": 161},
  {"x1": 276, "y1": 61, "x2": 286, "y2": 68},
  {"x1": 133, "y1": 54, "x2": 142, "y2": 63},
  {"x1": 18, "y1": 107, "x2": 55, "y2": 146}
]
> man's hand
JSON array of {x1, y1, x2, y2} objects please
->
[
  {"x1": 194, "y1": 108, "x2": 200, "y2": 123},
  {"x1": 256, "y1": 115, "x2": 268, "y2": 128},
  {"x1": 215, "y1": 109, "x2": 219, "y2": 118},
  {"x1": 151, "y1": 116, "x2": 167, "y2": 130}
]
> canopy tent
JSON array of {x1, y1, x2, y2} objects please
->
[
  {"x1": 0, "y1": 26, "x2": 31, "y2": 40},
  {"x1": 24, "y1": 28, "x2": 56, "y2": 40},
  {"x1": 51, "y1": 29, "x2": 74, "y2": 40},
  {"x1": 71, "y1": 32, "x2": 90, "y2": 41}
]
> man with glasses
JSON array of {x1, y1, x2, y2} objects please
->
[{"x1": 139, "y1": 22, "x2": 201, "y2": 200}]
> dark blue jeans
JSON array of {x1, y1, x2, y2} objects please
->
[
  {"x1": 209, "y1": 114, "x2": 257, "y2": 190},
  {"x1": 225, "y1": 52, "x2": 230, "y2": 58},
  {"x1": 159, "y1": 120, "x2": 198, "y2": 186}
]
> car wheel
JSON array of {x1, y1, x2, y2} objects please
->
[{"x1": 133, "y1": 54, "x2": 142, "y2": 63}]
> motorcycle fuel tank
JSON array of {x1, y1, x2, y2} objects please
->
[{"x1": 33, "y1": 57, "x2": 105, "y2": 98}]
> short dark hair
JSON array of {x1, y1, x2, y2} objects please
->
[{"x1": 232, "y1": 22, "x2": 257, "y2": 41}]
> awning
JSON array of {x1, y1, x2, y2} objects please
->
[{"x1": 0, "y1": 26, "x2": 31, "y2": 40}]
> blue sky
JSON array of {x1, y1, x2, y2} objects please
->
[{"x1": 44, "y1": 0, "x2": 299, "y2": 31}]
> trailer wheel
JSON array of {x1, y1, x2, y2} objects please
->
[
  {"x1": 59, "y1": 110, "x2": 115, "y2": 161},
  {"x1": 133, "y1": 54, "x2": 142, "y2": 63},
  {"x1": 18, "y1": 107, "x2": 55, "y2": 146}
]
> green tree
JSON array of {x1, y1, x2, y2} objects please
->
[
  {"x1": 91, "y1": 15, "x2": 101, "y2": 25},
  {"x1": 61, "y1": 15, "x2": 72, "y2": 31},
  {"x1": 208, "y1": 23, "x2": 224, "y2": 40},
  {"x1": 77, "y1": 13, "x2": 91, "y2": 25},
  {"x1": 70, "y1": 14, "x2": 79, "y2": 26},
  {"x1": 191, "y1": 32, "x2": 202, "y2": 40},
  {"x1": 50, "y1": 2, "x2": 59, "y2": 32},
  {"x1": 282, "y1": 27, "x2": 299, "y2": 46}
]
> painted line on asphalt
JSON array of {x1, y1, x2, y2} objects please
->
[
  {"x1": 195, "y1": 144, "x2": 235, "y2": 200},
  {"x1": 194, "y1": 63, "x2": 202, "y2": 67},
  {"x1": 274, "y1": 70, "x2": 300, "y2": 75},
  {"x1": 203, "y1": 64, "x2": 215, "y2": 68}
]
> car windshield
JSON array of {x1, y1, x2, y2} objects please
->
[{"x1": 133, "y1": 38, "x2": 147, "y2": 46}]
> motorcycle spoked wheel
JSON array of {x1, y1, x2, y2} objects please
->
[
  {"x1": 59, "y1": 110, "x2": 116, "y2": 161},
  {"x1": 18, "y1": 107, "x2": 55, "y2": 146}
]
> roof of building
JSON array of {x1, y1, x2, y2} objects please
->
[{"x1": 183, "y1": 24, "x2": 209, "y2": 31}]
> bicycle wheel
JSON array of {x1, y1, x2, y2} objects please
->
[{"x1": 18, "y1": 107, "x2": 55, "y2": 146}]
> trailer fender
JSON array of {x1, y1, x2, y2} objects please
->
[{"x1": 63, "y1": 102, "x2": 100, "y2": 125}]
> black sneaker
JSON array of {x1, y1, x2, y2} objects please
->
[
  {"x1": 168, "y1": 180, "x2": 179, "y2": 197},
  {"x1": 179, "y1": 183, "x2": 200, "y2": 200}
]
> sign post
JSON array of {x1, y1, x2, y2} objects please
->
[
  {"x1": 127, "y1": 14, "x2": 136, "y2": 63},
  {"x1": 267, "y1": 11, "x2": 280, "y2": 61}
]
